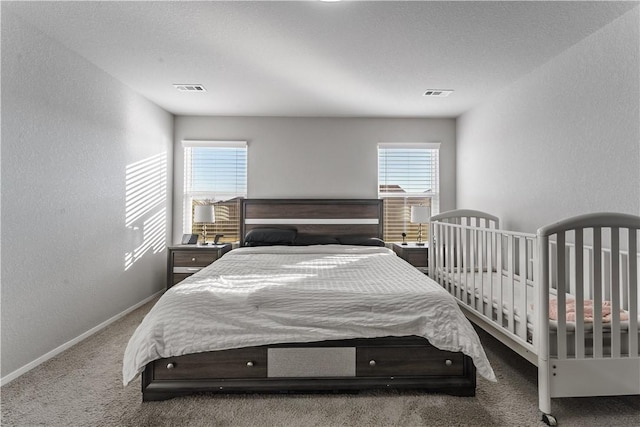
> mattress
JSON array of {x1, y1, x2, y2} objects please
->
[{"x1": 123, "y1": 245, "x2": 496, "y2": 385}]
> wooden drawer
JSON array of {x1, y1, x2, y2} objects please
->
[
  {"x1": 171, "y1": 273, "x2": 192, "y2": 285},
  {"x1": 154, "y1": 347, "x2": 267, "y2": 380},
  {"x1": 173, "y1": 251, "x2": 219, "y2": 267},
  {"x1": 356, "y1": 345, "x2": 464, "y2": 377},
  {"x1": 392, "y1": 244, "x2": 429, "y2": 268},
  {"x1": 167, "y1": 245, "x2": 231, "y2": 289},
  {"x1": 405, "y1": 251, "x2": 428, "y2": 267}
]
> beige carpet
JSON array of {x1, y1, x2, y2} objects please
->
[{"x1": 2, "y1": 298, "x2": 639, "y2": 427}]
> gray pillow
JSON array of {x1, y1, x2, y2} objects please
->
[
  {"x1": 244, "y1": 227, "x2": 297, "y2": 246},
  {"x1": 294, "y1": 234, "x2": 340, "y2": 246},
  {"x1": 337, "y1": 235, "x2": 385, "y2": 247}
]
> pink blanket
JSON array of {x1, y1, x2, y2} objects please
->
[{"x1": 549, "y1": 298, "x2": 629, "y2": 323}]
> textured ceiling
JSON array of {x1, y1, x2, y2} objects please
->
[{"x1": 4, "y1": 1, "x2": 637, "y2": 117}]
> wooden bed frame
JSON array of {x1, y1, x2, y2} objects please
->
[
  {"x1": 142, "y1": 199, "x2": 477, "y2": 401},
  {"x1": 429, "y1": 209, "x2": 640, "y2": 426}
]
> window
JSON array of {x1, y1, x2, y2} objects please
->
[
  {"x1": 378, "y1": 143, "x2": 440, "y2": 242},
  {"x1": 183, "y1": 140, "x2": 247, "y2": 243}
]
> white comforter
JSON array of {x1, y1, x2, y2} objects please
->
[{"x1": 123, "y1": 245, "x2": 496, "y2": 385}]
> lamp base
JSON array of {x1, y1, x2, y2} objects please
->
[{"x1": 415, "y1": 242, "x2": 425, "y2": 246}]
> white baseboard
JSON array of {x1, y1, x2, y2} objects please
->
[{"x1": 0, "y1": 290, "x2": 163, "y2": 387}]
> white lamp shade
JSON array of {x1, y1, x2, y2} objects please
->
[
  {"x1": 410, "y1": 206, "x2": 431, "y2": 223},
  {"x1": 194, "y1": 205, "x2": 215, "y2": 223}
]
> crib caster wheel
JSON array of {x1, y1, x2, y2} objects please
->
[{"x1": 541, "y1": 413, "x2": 557, "y2": 426}]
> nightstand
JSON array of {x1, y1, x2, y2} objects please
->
[
  {"x1": 392, "y1": 242, "x2": 429, "y2": 274},
  {"x1": 167, "y1": 244, "x2": 231, "y2": 289}
]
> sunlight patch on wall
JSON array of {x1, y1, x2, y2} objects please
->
[
  {"x1": 125, "y1": 153, "x2": 167, "y2": 227},
  {"x1": 125, "y1": 152, "x2": 167, "y2": 271}
]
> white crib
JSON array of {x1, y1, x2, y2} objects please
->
[{"x1": 429, "y1": 210, "x2": 640, "y2": 426}]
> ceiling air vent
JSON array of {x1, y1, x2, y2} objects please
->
[
  {"x1": 423, "y1": 89, "x2": 453, "y2": 97},
  {"x1": 173, "y1": 84, "x2": 207, "y2": 92}
]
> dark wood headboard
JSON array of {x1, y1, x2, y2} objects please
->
[{"x1": 240, "y1": 199, "x2": 383, "y2": 246}]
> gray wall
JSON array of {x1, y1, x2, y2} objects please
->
[
  {"x1": 456, "y1": 7, "x2": 640, "y2": 233},
  {"x1": 1, "y1": 11, "x2": 173, "y2": 379},
  {"x1": 173, "y1": 116, "x2": 456, "y2": 242}
]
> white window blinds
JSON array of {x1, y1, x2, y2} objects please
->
[
  {"x1": 183, "y1": 140, "x2": 247, "y2": 243},
  {"x1": 378, "y1": 143, "x2": 440, "y2": 242},
  {"x1": 183, "y1": 140, "x2": 247, "y2": 199}
]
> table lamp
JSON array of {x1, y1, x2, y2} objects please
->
[
  {"x1": 410, "y1": 206, "x2": 431, "y2": 246},
  {"x1": 194, "y1": 205, "x2": 215, "y2": 244}
]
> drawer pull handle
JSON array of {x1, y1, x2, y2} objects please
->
[
  {"x1": 246, "y1": 361, "x2": 254, "y2": 367},
  {"x1": 167, "y1": 362, "x2": 175, "y2": 369},
  {"x1": 191, "y1": 257, "x2": 196, "y2": 262},
  {"x1": 445, "y1": 359, "x2": 453, "y2": 366},
  {"x1": 369, "y1": 360, "x2": 376, "y2": 367}
]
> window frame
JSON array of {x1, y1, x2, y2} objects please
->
[
  {"x1": 182, "y1": 140, "x2": 247, "y2": 243},
  {"x1": 377, "y1": 142, "x2": 440, "y2": 242}
]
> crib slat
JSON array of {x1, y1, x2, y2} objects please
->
[
  {"x1": 473, "y1": 228, "x2": 480, "y2": 312},
  {"x1": 432, "y1": 224, "x2": 437, "y2": 279},
  {"x1": 629, "y1": 229, "x2": 638, "y2": 357},
  {"x1": 479, "y1": 229, "x2": 485, "y2": 313},
  {"x1": 593, "y1": 227, "x2": 603, "y2": 359},
  {"x1": 427, "y1": 222, "x2": 438, "y2": 281},
  {"x1": 458, "y1": 226, "x2": 464, "y2": 304},
  {"x1": 456, "y1": 226, "x2": 462, "y2": 300},
  {"x1": 443, "y1": 224, "x2": 448, "y2": 290},
  {"x1": 557, "y1": 232, "x2": 567, "y2": 359},
  {"x1": 621, "y1": 256, "x2": 629, "y2": 310},
  {"x1": 531, "y1": 237, "x2": 538, "y2": 348},
  {"x1": 444, "y1": 223, "x2": 450, "y2": 292},
  {"x1": 497, "y1": 232, "x2": 504, "y2": 327},
  {"x1": 437, "y1": 223, "x2": 443, "y2": 282},
  {"x1": 452, "y1": 226, "x2": 457, "y2": 295},
  {"x1": 611, "y1": 228, "x2": 621, "y2": 358},
  {"x1": 442, "y1": 224, "x2": 448, "y2": 292},
  {"x1": 470, "y1": 229, "x2": 476, "y2": 310},
  {"x1": 440, "y1": 223, "x2": 446, "y2": 284},
  {"x1": 462, "y1": 226, "x2": 469, "y2": 305},
  {"x1": 518, "y1": 237, "x2": 527, "y2": 340},
  {"x1": 439, "y1": 223, "x2": 445, "y2": 283},
  {"x1": 575, "y1": 229, "x2": 585, "y2": 359},
  {"x1": 508, "y1": 235, "x2": 515, "y2": 333},
  {"x1": 432, "y1": 223, "x2": 437, "y2": 279},
  {"x1": 566, "y1": 245, "x2": 573, "y2": 296},
  {"x1": 433, "y1": 224, "x2": 438, "y2": 280},
  {"x1": 448, "y1": 224, "x2": 454, "y2": 294},
  {"x1": 452, "y1": 224, "x2": 457, "y2": 294},
  {"x1": 486, "y1": 230, "x2": 494, "y2": 319},
  {"x1": 528, "y1": 238, "x2": 535, "y2": 341}
]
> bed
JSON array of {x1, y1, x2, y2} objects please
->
[
  {"x1": 429, "y1": 209, "x2": 640, "y2": 425},
  {"x1": 123, "y1": 199, "x2": 495, "y2": 401}
]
